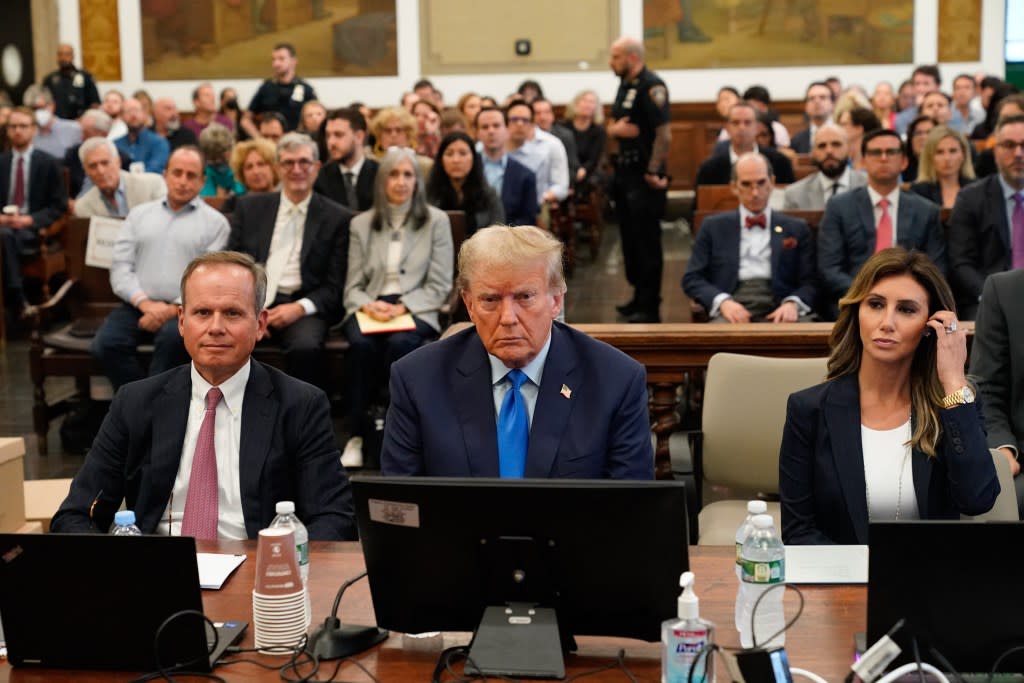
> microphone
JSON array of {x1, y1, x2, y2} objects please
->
[{"x1": 306, "y1": 570, "x2": 388, "y2": 660}]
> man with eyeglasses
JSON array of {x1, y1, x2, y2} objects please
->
[
  {"x1": 474, "y1": 106, "x2": 537, "y2": 226},
  {"x1": 791, "y1": 82, "x2": 835, "y2": 154},
  {"x1": 505, "y1": 99, "x2": 569, "y2": 209},
  {"x1": 818, "y1": 128, "x2": 945, "y2": 319},
  {"x1": 228, "y1": 132, "x2": 352, "y2": 389},
  {"x1": 784, "y1": 123, "x2": 866, "y2": 210},
  {"x1": 947, "y1": 114, "x2": 1024, "y2": 319}
]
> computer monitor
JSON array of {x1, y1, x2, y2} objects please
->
[
  {"x1": 868, "y1": 520, "x2": 1024, "y2": 673},
  {"x1": 353, "y1": 476, "x2": 688, "y2": 678}
]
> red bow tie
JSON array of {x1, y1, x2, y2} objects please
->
[{"x1": 745, "y1": 214, "x2": 766, "y2": 229}]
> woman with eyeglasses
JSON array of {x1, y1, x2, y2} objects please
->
[
  {"x1": 426, "y1": 132, "x2": 503, "y2": 238},
  {"x1": 904, "y1": 115, "x2": 937, "y2": 185},
  {"x1": 341, "y1": 146, "x2": 454, "y2": 469},
  {"x1": 909, "y1": 126, "x2": 976, "y2": 209},
  {"x1": 368, "y1": 106, "x2": 434, "y2": 178}
]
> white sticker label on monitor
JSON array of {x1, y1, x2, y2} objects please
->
[{"x1": 368, "y1": 499, "x2": 420, "y2": 528}]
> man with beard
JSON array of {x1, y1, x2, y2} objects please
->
[
  {"x1": 313, "y1": 108, "x2": 378, "y2": 212},
  {"x1": 113, "y1": 97, "x2": 170, "y2": 174},
  {"x1": 42, "y1": 44, "x2": 100, "y2": 120},
  {"x1": 783, "y1": 123, "x2": 866, "y2": 210}
]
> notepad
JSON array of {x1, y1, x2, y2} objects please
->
[
  {"x1": 784, "y1": 544, "x2": 868, "y2": 584},
  {"x1": 197, "y1": 552, "x2": 247, "y2": 590},
  {"x1": 355, "y1": 311, "x2": 416, "y2": 334}
]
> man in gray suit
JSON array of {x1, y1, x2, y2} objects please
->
[
  {"x1": 970, "y1": 269, "x2": 1024, "y2": 518},
  {"x1": 783, "y1": 124, "x2": 866, "y2": 210},
  {"x1": 74, "y1": 137, "x2": 165, "y2": 218},
  {"x1": 817, "y1": 128, "x2": 946, "y2": 319}
]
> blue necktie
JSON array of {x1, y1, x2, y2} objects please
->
[{"x1": 498, "y1": 370, "x2": 529, "y2": 478}]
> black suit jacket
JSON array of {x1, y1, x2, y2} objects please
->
[
  {"x1": 228, "y1": 191, "x2": 352, "y2": 323},
  {"x1": 947, "y1": 175, "x2": 1011, "y2": 318},
  {"x1": 51, "y1": 361, "x2": 357, "y2": 540},
  {"x1": 0, "y1": 149, "x2": 67, "y2": 228},
  {"x1": 682, "y1": 210, "x2": 816, "y2": 312},
  {"x1": 501, "y1": 156, "x2": 538, "y2": 226},
  {"x1": 693, "y1": 148, "x2": 795, "y2": 209},
  {"x1": 790, "y1": 128, "x2": 812, "y2": 154},
  {"x1": 313, "y1": 158, "x2": 378, "y2": 212},
  {"x1": 779, "y1": 374, "x2": 999, "y2": 545}
]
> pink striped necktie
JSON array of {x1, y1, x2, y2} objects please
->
[
  {"x1": 874, "y1": 197, "x2": 892, "y2": 253},
  {"x1": 181, "y1": 387, "x2": 223, "y2": 540}
]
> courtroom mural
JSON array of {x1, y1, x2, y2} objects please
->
[
  {"x1": 643, "y1": 0, "x2": 914, "y2": 69},
  {"x1": 140, "y1": 0, "x2": 397, "y2": 80}
]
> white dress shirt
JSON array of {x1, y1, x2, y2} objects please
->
[
  {"x1": 269, "y1": 192, "x2": 316, "y2": 314},
  {"x1": 817, "y1": 167, "x2": 854, "y2": 201}
]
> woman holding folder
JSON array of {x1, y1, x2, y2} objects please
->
[{"x1": 341, "y1": 146, "x2": 454, "y2": 468}]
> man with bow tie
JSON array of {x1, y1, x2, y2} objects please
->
[{"x1": 683, "y1": 153, "x2": 817, "y2": 323}]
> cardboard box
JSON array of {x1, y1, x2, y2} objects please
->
[
  {"x1": 0, "y1": 438, "x2": 27, "y2": 532},
  {"x1": 24, "y1": 478, "x2": 73, "y2": 533}
]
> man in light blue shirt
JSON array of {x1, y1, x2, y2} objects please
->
[
  {"x1": 25, "y1": 84, "x2": 82, "y2": 159},
  {"x1": 505, "y1": 100, "x2": 569, "y2": 206},
  {"x1": 114, "y1": 97, "x2": 170, "y2": 174},
  {"x1": 92, "y1": 146, "x2": 229, "y2": 389}
]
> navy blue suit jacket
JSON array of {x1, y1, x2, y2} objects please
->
[
  {"x1": 947, "y1": 175, "x2": 1011, "y2": 318},
  {"x1": 501, "y1": 156, "x2": 538, "y2": 226},
  {"x1": 817, "y1": 186, "x2": 947, "y2": 302},
  {"x1": 51, "y1": 361, "x2": 357, "y2": 540},
  {"x1": 790, "y1": 128, "x2": 812, "y2": 154},
  {"x1": 381, "y1": 322, "x2": 654, "y2": 479},
  {"x1": 779, "y1": 374, "x2": 999, "y2": 545},
  {"x1": 682, "y1": 210, "x2": 817, "y2": 313}
]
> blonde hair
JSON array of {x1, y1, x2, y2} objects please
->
[
  {"x1": 370, "y1": 106, "x2": 417, "y2": 156},
  {"x1": 915, "y1": 125, "x2": 976, "y2": 183},
  {"x1": 458, "y1": 225, "x2": 566, "y2": 295},
  {"x1": 564, "y1": 89, "x2": 604, "y2": 125},
  {"x1": 229, "y1": 138, "x2": 279, "y2": 189}
]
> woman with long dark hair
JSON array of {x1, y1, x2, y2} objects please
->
[
  {"x1": 779, "y1": 248, "x2": 999, "y2": 545},
  {"x1": 426, "y1": 132, "x2": 503, "y2": 236}
]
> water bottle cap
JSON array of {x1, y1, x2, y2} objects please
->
[
  {"x1": 114, "y1": 510, "x2": 136, "y2": 525},
  {"x1": 275, "y1": 501, "x2": 296, "y2": 514},
  {"x1": 751, "y1": 513, "x2": 774, "y2": 529},
  {"x1": 747, "y1": 500, "x2": 767, "y2": 514}
]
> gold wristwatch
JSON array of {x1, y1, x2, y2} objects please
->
[{"x1": 941, "y1": 385, "x2": 975, "y2": 408}]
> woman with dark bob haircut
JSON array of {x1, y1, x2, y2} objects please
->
[
  {"x1": 426, "y1": 131, "x2": 504, "y2": 237},
  {"x1": 779, "y1": 248, "x2": 999, "y2": 545}
]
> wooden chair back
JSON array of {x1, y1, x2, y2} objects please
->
[{"x1": 64, "y1": 217, "x2": 120, "y2": 327}]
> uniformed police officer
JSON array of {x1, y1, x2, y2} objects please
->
[
  {"x1": 241, "y1": 43, "x2": 318, "y2": 138},
  {"x1": 42, "y1": 44, "x2": 100, "y2": 120},
  {"x1": 608, "y1": 36, "x2": 671, "y2": 324}
]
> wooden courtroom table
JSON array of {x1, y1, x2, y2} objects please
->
[{"x1": 0, "y1": 543, "x2": 864, "y2": 682}]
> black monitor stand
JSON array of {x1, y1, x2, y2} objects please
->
[{"x1": 466, "y1": 603, "x2": 565, "y2": 679}]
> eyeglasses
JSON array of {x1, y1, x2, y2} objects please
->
[
  {"x1": 507, "y1": 116, "x2": 531, "y2": 125},
  {"x1": 279, "y1": 158, "x2": 315, "y2": 170},
  {"x1": 864, "y1": 148, "x2": 904, "y2": 158},
  {"x1": 996, "y1": 140, "x2": 1024, "y2": 153}
]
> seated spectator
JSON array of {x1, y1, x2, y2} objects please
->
[
  {"x1": 341, "y1": 146, "x2": 454, "y2": 468},
  {"x1": 904, "y1": 114, "x2": 937, "y2": 182},
  {"x1": 779, "y1": 247, "x2": 998, "y2": 545},
  {"x1": 103, "y1": 89, "x2": 127, "y2": 140},
  {"x1": 185, "y1": 83, "x2": 235, "y2": 140},
  {"x1": 228, "y1": 133, "x2": 352, "y2": 390},
  {"x1": 909, "y1": 126, "x2": 975, "y2": 209},
  {"x1": 221, "y1": 138, "x2": 279, "y2": 214},
  {"x1": 456, "y1": 92, "x2": 482, "y2": 137},
  {"x1": 299, "y1": 100, "x2": 327, "y2": 136},
  {"x1": 970, "y1": 80, "x2": 1019, "y2": 142},
  {"x1": 474, "y1": 106, "x2": 537, "y2": 226},
  {"x1": 505, "y1": 99, "x2": 570, "y2": 208},
  {"x1": 920, "y1": 91, "x2": 953, "y2": 126},
  {"x1": 894, "y1": 65, "x2": 942, "y2": 135},
  {"x1": 479, "y1": 95, "x2": 499, "y2": 109},
  {"x1": 896, "y1": 79, "x2": 916, "y2": 114},
  {"x1": 714, "y1": 86, "x2": 741, "y2": 131},
  {"x1": 951, "y1": 73, "x2": 985, "y2": 135},
  {"x1": 65, "y1": 108, "x2": 113, "y2": 199},
  {"x1": 440, "y1": 108, "x2": 467, "y2": 137},
  {"x1": 683, "y1": 153, "x2": 816, "y2": 323},
  {"x1": 973, "y1": 93, "x2": 1024, "y2": 177},
  {"x1": 151, "y1": 97, "x2": 198, "y2": 151},
  {"x1": 947, "y1": 113, "x2": 1024, "y2": 319},
  {"x1": 783, "y1": 123, "x2": 867, "y2": 210},
  {"x1": 516, "y1": 79, "x2": 544, "y2": 104},
  {"x1": 532, "y1": 98, "x2": 579, "y2": 183},
  {"x1": 564, "y1": 89, "x2": 607, "y2": 199},
  {"x1": 258, "y1": 112, "x2": 286, "y2": 144},
  {"x1": 199, "y1": 122, "x2": 244, "y2": 199},
  {"x1": 427, "y1": 131, "x2": 504, "y2": 237},
  {"x1": 74, "y1": 137, "x2": 166, "y2": 218},
  {"x1": 717, "y1": 85, "x2": 791, "y2": 148},
  {"x1": 114, "y1": 97, "x2": 170, "y2": 174},
  {"x1": 412, "y1": 99, "x2": 441, "y2": 159},
  {"x1": 133, "y1": 90, "x2": 154, "y2": 126},
  {"x1": 369, "y1": 106, "x2": 433, "y2": 177},
  {"x1": 837, "y1": 106, "x2": 882, "y2": 170},
  {"x1": 818, "y1": 129, "x2": 946, "y2": 319},
  {"x1": 25, "y1": 84, "x2": 81, "y2": 159},
  {"x1": 314, "y1": 108, "x2": 378, "y2": 212},
  {"x1": 792, "y1": 81, "x2": 836, "y2": 153},
  {"x1": 0, "y1": 107, "x2": 68, "y2": 315},
  {"x1": 219, "y1": 87, "x2": 243, "y2": 135},
  {"x1": 871, "y1": 82, "x2": 898, "y2": 130},
  {"x1": 91, "y1": 147, "x2": 229, "y2": 390}
]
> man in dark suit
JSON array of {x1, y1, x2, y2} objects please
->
[
  {"x1": 475, "y1": 106, "x2": 537, "y2": 226},
  {"x1": 947, "y1": 114, "x2": 1024, "y2": 319},
  {"x1": 0, "y1": 107, "x2": 68, "y2": 314},
  {"x1": 694, "y1": 102, "x2": 794, "y2": 209},
  {"x1": 971, "y1": 269, "x2": 1024, "y2": 518},
  {"x1": 817, "y1": 128, "x2": 946, "y2": 319},
  {"x1": 228, "y1": 133, "x2": 352, "y2": 389},
  {"x1": 313, "y1": 108, "x2": 378, "y2": 212},
  {"x1": 51, "y1": 251, "x2": 356, "y2": 540},
  {"x1": 684, "y1": 153, "x2": 816, "y2": 322},
  {"x1": 790, "y1": 82, "x2": 835, "y2": 154},
  {"x1": 381, "y1": 225, "x2": 653, "y2": 479}
]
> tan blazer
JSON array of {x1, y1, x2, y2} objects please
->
[{"x1": 73, "y1": 171, "x2": 166, "y2": 218}]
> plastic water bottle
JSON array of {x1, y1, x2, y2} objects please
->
[
  {"x1": 734, "y1": 501, "x2": 767, "y2": 629},
  {"x1": 737, "y1": 514, "x2": 785, "y2": 649},
  {"x1": 111, "y1": 510, "x2": 142, "y2": 536},
  {"x1": 269, "y1": 501, "x2": 310, "y2": 625}
]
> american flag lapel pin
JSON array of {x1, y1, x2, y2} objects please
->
[{"x1": 560, "y1": 384, "x2": 572, "y2": 399}]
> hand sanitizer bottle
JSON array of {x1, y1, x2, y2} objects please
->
[{"x1": 662, "y1": 571, "x2": 715, "y2": 683}]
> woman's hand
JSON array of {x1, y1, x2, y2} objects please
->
[
  {"x1": 926, "y1": 310, "x2": 968, "y2": 394},
  {"x1": 362, "y1": 301, "x2": 407, "y2": 321}
]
